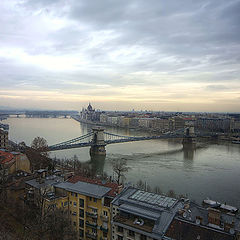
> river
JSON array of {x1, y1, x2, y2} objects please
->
[{"x1": 2, "y1": 117, "x2": 240, "y2": 207}]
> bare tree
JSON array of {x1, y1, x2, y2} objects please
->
[
  {"x1": 153, "y1": 186, "x2": 163, "y2": 195},
  {"x1": 0, "y1": 166, "x2": 8, "y2": 204},
  {"x1": 31, "y1": 137, "x2": 49, "y2": 157},
  {"x1": 111, "y1": 159, "x2": 130, "y2": 184}
]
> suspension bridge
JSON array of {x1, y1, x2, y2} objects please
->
[{"x1": 48, "y1": 127, "x2": 196, "y2": 156}]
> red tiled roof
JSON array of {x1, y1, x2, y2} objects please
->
[
  {"x1": 67, "y1": 175, "x2": 120, "y2": 197},
  {"x1": 0, "y1": 150, "x2": 14, "y2": 164}
]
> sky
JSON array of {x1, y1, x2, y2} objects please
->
[{"x1": 0, "y1": 0, "x2": 240, "y2": 112}]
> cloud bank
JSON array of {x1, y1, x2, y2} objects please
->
[{"x1": 0, "y1": 0, "x2": 240, "y2": 111}]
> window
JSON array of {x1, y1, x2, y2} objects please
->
[
  {"x1": 79, "y1": 198, "x2": 84, "y2": 208},
  {"x1": 92, "y1": 228, "x2": 97, "y2": 233},
  {"x1": 79, "y1": 209, "x2": 84, "y2": 218},
  {"x1": 75, "y1": 193, "x2": 77, "y2": 197},
  {"x1": 70, "y1": 201, "x2": 72, "y2": 205},
  {"x1": 64, "y1": 201, "x2": 68, "y2": 207},
  {"x1": 92, "y1": 209, "x2": 97, "y2": 214},
  {"x1": 73, "y1": 221, "x2": 76, "y2": 226},
  {"x1": 71, "y1": 192, "x2": 74, "y2": 196},
  {"x1": 117, "y1": 236, "x2": 123, "y2": 240},
  {"x1": 79, "y1": 229, "x2": 84, "y2": 237},
  {"x1": 79, "y1": 219, "x2": 84, "y2": 228},
  {"x1": 103, "y1": 222, "x2": 108, "y2": 229},
  {"x1": 128, "y1": 230, "x2": 135, "y2": 237},
  {"x1": 73, "y1": 202, "x2": 77, "y2": 207},
  {"x1": 103, "y1": 210, "x2": 108, "y2": 216},
  {"x1": 89, "y1": 197, "x2": 92, "y2": 201},
  {"x1": 93, "y1": 198, "x2": 97, "y2": 203},
  {"x1": 140, "y1": 235, "x2": 147, "y2": 240},
  {"x1": 72, "y1": 211, "x2": 77, "y2": 216},
  {"x1": 103, "y1": 232, "x2": 107, "y2": 237},
  {"x1": 117, "y1": 226, "x2": 123, "y2": 233}
]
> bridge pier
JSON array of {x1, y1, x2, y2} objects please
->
[
  {"x1": 90, "y1": 127, "x2": 106, "y2": 156},
  {"x1": 182, "y1": 126, "x2": 196, "y2": 149}
]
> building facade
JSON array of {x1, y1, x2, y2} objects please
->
[
  {"x1": 111, "y1": 187, "x2": 184, "y2": 240},
  {"x1": 111, "y1": 187, "x2": 240, "y2": 240},
  {"x1": 55, "y1": 176, "x2": 120, "y2": 240},
  {"x1": 0, "y1": 150, "x2": 31, "y2": 175},
  {"x1": 0, "y1": 129, "x2": 8, "y2": 149},
  {"x1": 80, "y1": 103, "x2": 101, "y2": 122}
]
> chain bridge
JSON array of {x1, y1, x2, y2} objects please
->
[{"x1": 48, "y1": 127, "x2": 196, "y2": 156}]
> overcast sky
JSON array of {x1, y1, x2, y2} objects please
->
[{"x1": 0, "y1": 0, "x2": 240, "y2": 112}]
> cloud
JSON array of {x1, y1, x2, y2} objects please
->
[
  {"x1": 0, "y1": 0, "x2": 240, "y2": 111},
  {"x1": 205, "y1": 85, "x2": 229, "y2": 91}
]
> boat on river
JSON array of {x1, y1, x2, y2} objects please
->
[
  {"x1": 203, "y1": 199, "x2": 221, "y2": 208},
  {"x1": 203, "y1": 198, "x2": 238, "y2": 213}
]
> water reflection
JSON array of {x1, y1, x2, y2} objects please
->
[
  {"x1": 89, "y1": 155, "x2": 106, "y2": 175},
  {"x1": 183, "y1": 145, "x2": 196, "y2": 161}
]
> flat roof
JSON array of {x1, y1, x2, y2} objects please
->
[
  {"x1": 129, "y1": 189, "x2": 177, "y2": 208},
  {"x1": 25, "y1": 176, "x2": 63, "y2": 189},
  {"x1": 56, "y1": 181, "x2": 112, "y2": 199}
]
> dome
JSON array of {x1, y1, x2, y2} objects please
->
[{"x1": 87, "y1": 103, "x2": 93, "y2": 111}]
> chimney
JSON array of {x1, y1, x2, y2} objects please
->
[
  {"x1": 208, "y1": 208, "x2": 221, "y2": 226},
  {"x1": 196, "y1": 216, "x2": 203, "y2": 225}
]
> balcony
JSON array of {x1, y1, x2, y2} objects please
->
[
  {"x1": 113, "y1": 214, "x2": 154, "y2": 233},
  {"x1": 100, "y1": 215, "x2": 109, "y2": 222},
  {"x1": 86, "y1": 211, "x2": 98, "y2": 219},
  {"x1": 86, "y1": 232, "x2": 97, "y2": 239},
  {"x1": 86, "y1": 221, "x2": 98, "y2": 228},
  {"x1": 100, "y1": 225, "x2": 108, "y2": 233}
]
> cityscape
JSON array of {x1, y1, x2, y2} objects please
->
[
  {"x1": 1, "y1": 105, "x2": 240, "y2": 240},
  {"x1": 1, "y1": 0, "x2": 240, "y2": 240}
]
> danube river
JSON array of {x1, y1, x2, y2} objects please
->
[{"x1": 3, "y1": 117, "x2": 240, "y2": 207}]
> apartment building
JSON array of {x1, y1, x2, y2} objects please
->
[
  {"x1": 0, "y1": 129, "x2": 8, "y2": 149},
  {"x1": 111, "y1": 187, "x2": 185, "y2": 240},
  {"x1": 151, "y1": 118, "x2": 170, "y2": 132},
  {"x1": 0, "y1": 150, "x2": 31, "y2": 175},
  {"x1": 165, "y1": 202, "x2": 240, "y2": 240},
  {"x1": 111, "y1": 187, "x2": 240, "y2": 240},
  {"x1": 55, "y1": 175, "x2": 120, "y2": 240},
  {"x1": 25, "y1": 171, "x2": 66, "y2": 209}
]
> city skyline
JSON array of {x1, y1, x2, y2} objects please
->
[{"x1": 1, "y1": 0, "x2": 240, "y2": 112}]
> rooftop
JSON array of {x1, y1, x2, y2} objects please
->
[
  {"x1": 112, "y1": 187, "x2": 184, "y2": 239},
  {"x1": 175, "y1": 202, "x2": 240, "y2": 235},
  {"x1": 67, "y1": 175, "x2": 120, "y2": 197},
  {"x1": 0, "y1": 150, "x2": 14, "y2": 164},
  {"x1": 129, "y1": 189, "x2": 177, "y2": 208},
  {"x1": 56, "y1": 180, "x2": 112, "y2": 199},
  {"x1": 165, "y1": 219, "x2": 235, "y2": 240},
  {"x1": 25, "y1": 175, "x2": 64, "y2": 189}
]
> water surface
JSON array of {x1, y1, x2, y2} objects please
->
[{"x1": 3, "y1": 117, "x2": 240, "y2": 206}]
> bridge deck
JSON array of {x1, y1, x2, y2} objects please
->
[{"x1": 48, "y1": 133, "x2": 185, "y2": 151}]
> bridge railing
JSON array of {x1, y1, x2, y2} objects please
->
[{"x1": 49, "y1": 131, "x2": 93, "y2": 149}]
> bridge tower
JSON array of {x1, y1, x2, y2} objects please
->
[
  {"x1": 182, "y1": 126, "x2": 196, "y2": 149},
  {"x1": 90, "y1": 127, "x2": 106, "y2": 156}
]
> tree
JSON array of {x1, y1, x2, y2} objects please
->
[
  {"x1": 22, "y1": 205, "x2": 76, "y2": 240},
  {"x1": 31, "y1": 137, "x2": 49, "y2": 157},
  {"x1": 0, "y1": 166, "x2": 8, "y2": 204},
  {"x1": 111, "y1": 159, "x2": 130, "y2": 184}
]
